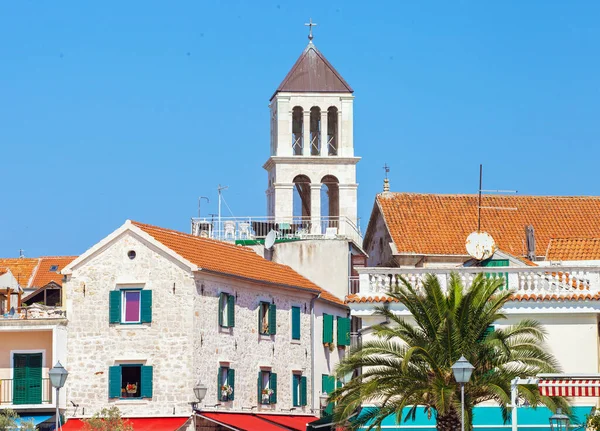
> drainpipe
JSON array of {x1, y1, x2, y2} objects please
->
[{"x1": 310, "y1": 293, "x2": 320, "y2": 412}]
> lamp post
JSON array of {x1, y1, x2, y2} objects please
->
[
  {"x1": 191, "y1": 380, "x2": 207, "y2": 430},
  {"x1": 48, "y1": 361, "x2": 68, "y2": 431},
  {"x1": 549, "y1": 408, "x2": 570, "y2": 431},
  {"x1": 319, "y1": 391, "x2": 329, "y2": 418},
  {"x1": 451, "y1": 356, "x2": 474, "y2": 431}
]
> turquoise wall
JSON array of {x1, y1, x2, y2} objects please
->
[{"x1": 358, "y1": 406, "x2": 593, "y2": 431}]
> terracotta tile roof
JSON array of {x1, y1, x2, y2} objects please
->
[
  {"x1": 0, "y1": 258, "x2": 38, "y2": 287},
  {"x1": 376, "y1": 193, "x2": 600, "y2": 258},
  {"x1": 0, "y1": 268, "x2": 8, "y2": 276},
  {"x1": 131, "y1": 221, "x2": 345, "y2": 306},
  {"x1": 546, "y1": 238, "x2": 600, "y2": 261},
  {"x1": 273, "y1": 43, "x2": 353, "y2": 98},
  {"x1": 30, "y1": 256, "x2": 77, "y2": 288}
]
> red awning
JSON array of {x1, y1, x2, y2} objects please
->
[
  {"x1": 256, "y1": 414, "x2": 320, "y2": 431},
  {"x1": 60, "y1": 417, "x2": 189, "y2": 430},
  {"x1": 200, "y1": 412, "x2": 318, "y2": 431},
  {"x1": 539, "y1": 379, "x2": 600, "y2": 397}
]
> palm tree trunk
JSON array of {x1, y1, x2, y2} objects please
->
[{"x1": 437, "y1": 409, "x2": 461, "y2": 431}]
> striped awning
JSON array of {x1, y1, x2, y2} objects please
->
[{"x1": 539, "y1": 379, "x2": 600, "y2": 397}]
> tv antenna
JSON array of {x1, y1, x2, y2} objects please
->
[
  {"x1": 466, "y1": 164, "x2": 518, "y2": 260},
  {"x1": 198, "y1": 196, "x2": 209, "y2": 218}
]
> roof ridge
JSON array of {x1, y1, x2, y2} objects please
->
[
  {"x1": 38, "y1": 255, "x2": 79, "y2": 259},
  {"x1": 378, "y1": 192, "x2": 600, "y2": 199}
]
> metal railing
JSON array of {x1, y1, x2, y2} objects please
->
[
  {"x1": 355, "y1": 265, "x2": 600, "y2": 299},
  {"x1": 0, "y1": 378, "x2": 52, "y2": 405},
  {"x1": 191, "y1": 216, "x2": 363, "y2": 245}
]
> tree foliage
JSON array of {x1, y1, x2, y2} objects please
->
[
  {"x1": 332, "y1": 273, "x2": 569, "y2": 431},
  {"x1": 82, "y1": 406, "x2": 133, "y2": 431},
  {"x1": 0, "y1": 409, "x2": 35, "y2": 431}
]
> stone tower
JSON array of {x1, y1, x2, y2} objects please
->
[{"x1": 264, "y1": 39, "x2": 360, "y2": 233}]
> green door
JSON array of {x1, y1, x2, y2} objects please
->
[
  {"x1": 13, "y1": 353, "x2": 42, "y2": 404},
  {"x1": 482, "y1": 259, "x2": 509, "y2": 289}
]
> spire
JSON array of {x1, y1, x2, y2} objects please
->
[{"x1": 383, "y1": 164, "x2": 390, "y2": 193}]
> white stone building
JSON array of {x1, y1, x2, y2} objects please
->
[{"x1": 59, "y1": 220, "x2": 348, "y2": 430}]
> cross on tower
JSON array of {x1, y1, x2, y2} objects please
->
[
  {"x1": 305, "y1": 18, "x2": 317, "y2": 42},
  {"x1": 383, "y1": 163, "x2": 390, "y2": 179}
]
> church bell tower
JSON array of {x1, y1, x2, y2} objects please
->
[{"x1": 264, "y1": 26, "x2": 360, "y2": 234}]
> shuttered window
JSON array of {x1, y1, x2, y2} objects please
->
[
  {"x1": 12, "y1": 353, "x2": 42, "y2": 405},
  {"x1": 293, "y1": 373, "x2": 308, "y2": 407},
  {"x1": 259, "y1": 302, "x2": 277, "y2": 335},
  {"x1": 323, "y1": 314, "x2": 334, "y2": 344},
  {"x1": 337, "y1": 317, "x2": 351, "y2": 346},
  {"x1": 258, "y1": 370, "x2": 277, "y2": 404},
  {"x1": 218, "y1": 293, "x2": 235, "y2": 328},
  {"x1": 108, "y1": 364, "x2": 153, "y2": 399},
  {"x1": 321, "y1": 374, "x2": 336, "y2": 415},
  {"x1": 482, "y1": 259, "x2": 509, "y2": 289},
  {"x1": 291, "y1": 306, "x2": 301, "y2": 340},
  {"x1": 218, "y1": 366, "x2": 235, "y2": 401},
  {"x1": 109, "y1": 289, "x2": 152, "y2": 324}
]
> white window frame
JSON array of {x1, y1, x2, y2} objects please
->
[{"x1": 121, "y1": 289, "x2": 142, "y2": 324}]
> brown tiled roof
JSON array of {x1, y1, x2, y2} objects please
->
[
  {"x1": 30, "y1": 256, "x2": 77, "y2": 288},
  {"x1": 546, "y1": 238, "x2": 600, "y2": 261},
  {"x1": 272, "y1": 43, "x2": 353, "y2": 98},
  {"x1": 132, "y1": 221, "x2": 345, "y2": 305},
  {"x1": 0, "y1": 258, "x2": 38, "y2": 287},
  {"x1": 377, "y1": 193, "x2": 600, "y2": 257}
]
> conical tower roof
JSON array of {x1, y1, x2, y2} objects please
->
[{"x1": 271, "y1": 42, "x2": 353, "y2": 99}]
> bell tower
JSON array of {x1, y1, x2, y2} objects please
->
[{"x1": 264, "y1": 30, "x2": 360, "y2": 234}]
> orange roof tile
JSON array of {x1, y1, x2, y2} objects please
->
[
  {"x1": 546, "y1": 238, "x2": 600, "y2": 261},
  {"x1": 376, "y1": 193, "x2": 600, "y2": 258},
  {"x1": 131, "y1": 221, "x2": 345, "y2": 306},
  {"x1": 0, "y1": 268, "x2": 8, "y2": 276},
  {"x1": 0, "y1": 258, "x2": 39, "y2": 287},
  {"x1": 30, "y1": 256, "x2": 77, "y2": 288}
]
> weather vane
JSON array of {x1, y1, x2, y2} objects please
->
[
  {"x1": 383, "y1": 163, "x2": 390, "y2": 179},
  {"x1": 305, "y1": 18, "x2": 317, "y2": 42}
]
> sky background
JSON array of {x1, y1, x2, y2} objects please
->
[{"x1": 1, "y1": 1, "x2": 599, "y2": 257}]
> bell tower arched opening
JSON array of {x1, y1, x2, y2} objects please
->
[
  {"x1": 293, "y1": 175, "x2": 312, "y2": 220},
  {"x1": 327, "y1": 107, "x2": 338, "y2": 155},
  {"x1": 310, "y1": 106, "x2": 321, "y2": 155},
  {"x1": 292, "y1": 106, "x2": 304, "y2": 156},
  {"x1": 320, "y1": 175, "x2": 340, "y2": 227}
]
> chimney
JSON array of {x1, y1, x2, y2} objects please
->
[{"x1": 525, "y1": 225, "x2": 536, "y2": 261}]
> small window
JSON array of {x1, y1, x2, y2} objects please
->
[
  {"x1": 127, "y1": 250, "x2": 136, "y2": 260},
  {"x1": 292, "y1": 373, "x2": 307, "y2": 407},
  {"x1": 291, "y1": 306, "x2": 301, "y2": 340},
  {"x1": 258, "y1": 370, "x2": 277, "y2": 404},
  {"x1": 122, "y1": 290, "x2": 141, "y2": 323},
  {"x1": 49, "y1": 265, "x2": 59, "y2": 272},
  {"x1": 219, "y1": 293, "x2": 235, "y2": 328},
  {"x1": 218, "y1": 366, "x2": 235, "y2": 402},
  {"x1": 109, "y1": 364, "x2": 153, "y2": 399},
  {"x1": 259, "y1": 302, "x2": 276, "y2": 335}
]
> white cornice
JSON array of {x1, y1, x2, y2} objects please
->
[{"x1": 263, "y1": 156, "x2": 361, "y2": 170}]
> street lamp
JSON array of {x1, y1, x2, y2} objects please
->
[
  {"x1": 319, "y1": 391, "x2": 329, "y2": 418},
  {"x1": 49, "y1": 361, "x2": 68, "y2": 431},
  {"x1": 451, "y1": 356, "x2": 474, "y2": 431},
  {"x1": 549, "y1": 408, "x2": 570, "y2": 431},
  {"x1": 191, "y1": 380, "x2": 207, "y2": 430}
]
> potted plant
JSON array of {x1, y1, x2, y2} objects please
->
[
  {"x1": 125, "y1": 383, "x2": 137, "y2": 397},
  {"x1": 261, "y1": 388, "x2": 273, "y2": 404},
  {"x1": 221, "y1": 384, "x2": 233, "y2": 401}
]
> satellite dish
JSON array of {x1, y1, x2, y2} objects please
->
[
  {"x1": 466, "y1": 231, "x2": 497, "y2": 261},
  {"x1": 264, "y1": 230, "x2": 277, "y2": 250}
]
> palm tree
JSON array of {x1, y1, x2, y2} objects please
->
[{"x1": 332, "y1": 273, "x2": 569, "y2": 431}]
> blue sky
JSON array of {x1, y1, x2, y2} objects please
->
[{"x1": 1, "y1": 1, "x2": 599, "y2": 257}]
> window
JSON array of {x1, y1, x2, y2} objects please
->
[
  {"x1": 291, "y1": 306, "x2": 301, "y2": 340},
  {"x1": 322, "y1": 374, "x2": 335, "y2": 415},
  {"x1": 323, "y1": 313, "x2": 333, "y2": 344},
  {"x1": 259, "y1": 302, "x2": 276, "y2": 335},
  {"x1": 218, "y1": 366, "x2": 235, "y2": 401},
  {"x1": 337, "y1": 316, "x2": 351, "y2": 346},
  {"x1": 218, "y1": 292, "x2": 235, "y2": 328},
  {"x1": 292, "y1": 373, "x2": 307, "y2": 407},
  {"x1": 109, "y1": 364, "x2": 153, "y2": 399},
  {"x1": 109, "y1": 289, "x2": 152, "y2": 324},
  {"x1": 49, "y1": 265, "x2": 59, "y2": 272},
  {"x1": 258, "y1": 370, "x2": 277, "y2": 404}
]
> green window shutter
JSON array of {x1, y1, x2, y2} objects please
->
[
  {"x1": 228, "y1": 368, "x2": 235, "y2": 401},
  {"x1": 257, "y1": 371, "x2": 262, "y2": 403},
  {"x1": 337, "y1": 317, "x2": 351, "y2": 346},
  {"x1": 322, "y1": 375, "x2": 335, "y2": 415},
  {"x1": 227, "y1": 294, "x2": 235, "y2": 328},
  {"x1": 291, "y1": 306, "x2": 301, "y2": 340},
  {"x1": 482, "y1": 259, "x2": 509, "y2": 289},
  {"x1": 268, "y1": 303, "x2": 277, "y2": 335},
  {"x1": 140, "y1": 365, "x2": 153, "y2": 398},
  {"x1": 27, "y1": 354, "x2": 42, "y2": 404},
  {"x1": 108, "y1": 366, "x2": 122, "y2": 399},
  {"x1": 293, "y1": 375, "x2": 299, "y2": 407},
  {"x1": 13, "y1": 354, "x2": 27, "y2": 405},
  {"x1": 323, "y1": 314, "x2": 333, "y2": 344},
  {"x1": 300, "y1": 376, "x2": 307, "y2": 406},
  {"x1": 218, "y1": 293, "x2": 226, "y2": 327},
  {"x1": 109, "y1": 290, "x2": 121, "y2": 324},
  {"x1": 140, "y1": 290, "x2": 152, "y2": 323},
  {"x1": 217, "y1": 366, "x2": 223, "y2": 400},
  {"x1": 478, "y1": 325, "x2": 495, "y2": 342},
  {"x1": 269, "y1": 372, "x2": 277, "y2": 404}
]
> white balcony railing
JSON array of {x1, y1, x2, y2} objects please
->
[
  {"x1": 190, "y1": 216, "x2": 363, "y2": 246},
  {"x1": 356, "y1": 266, "x2": 600, "y2": 299}
]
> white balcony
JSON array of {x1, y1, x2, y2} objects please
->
[
  {"x1": 354, "y1": 265, "x2": 600, "y2": 302},
  {"x1": 190, "y1": 216, "x2": 363, "y2": 246}
]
